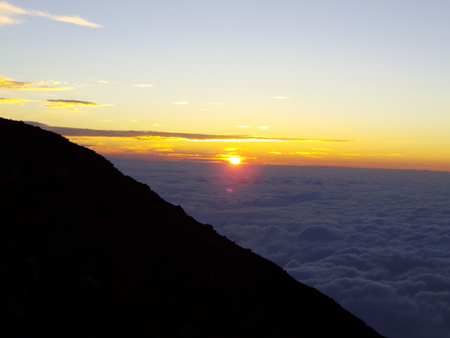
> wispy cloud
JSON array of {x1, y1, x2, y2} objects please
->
[
  {"x1": 0, "y1": 1, "x2": 101, "y2": 27},
  {"x1": 0, "y1": 77, "x2": 32, "y2": 88},
  {"x1": 10, "y1": 86, "x2": 73, "y2": 91},
  {"x1": 236, "y1": 126, "x2": 269, "y2": 130},
  {"x1": 336, "y1": 153, "x2": 404, "y2": 157},
  {"x1": 173, "y1": 102, "x2": 188, "y2": 105},
  {"x1": 272, "y1": 96, "x2": 291, "y2": 99},
  {"x1": 0, "y1": 97, "x2": 31, "y2": 105},
  {"x1": 25, "y1": 121, "x2": 354, "y2": 143},
  {"x1": 39, "y1": 100, "x2": 113, "y2": 111},
  {"x1": 0, "y1": 77, "x2": 72, "y2": 90},
  {"x1": 294, "y1": 151, "x2": 330, "y2": 158},
  {"x1": 133, "y1": 84, "x2": 153, "y2": 88}
]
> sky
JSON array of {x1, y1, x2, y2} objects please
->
[
  {"x1": 1, "y1": 0, "x2": 450, "y2": 171},
  {"x1": 112, "y1": 159, "x2": 450, "y2": 338}
]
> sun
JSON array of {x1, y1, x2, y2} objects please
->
[{"x1": 228, "y1": 156, "x2": 241, "y2": 165}]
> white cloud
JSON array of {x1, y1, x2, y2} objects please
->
[
  {"x1": 109, "y1": 159, "x2": 450, "y2": 338},
  {"x1": 235, "y1": 126, "x2": 269, "y2": 130},
  {"x1": 0, "y1": 1, "x2": 101, "y2": 27},
  {"x1": 0, "y1": 13, "x2": 20, "y2": 25},
  {"x1": 133, "y1": 84, "x2": 153, "y2": 87}
]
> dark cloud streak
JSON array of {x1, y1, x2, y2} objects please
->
[{"x1": 25, "y1": 121, "x2": 354, "y2": 142}]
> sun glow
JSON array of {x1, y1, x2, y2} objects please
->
[{"x1": 228, "y1": 156, "x2": 241, "y2": 165}]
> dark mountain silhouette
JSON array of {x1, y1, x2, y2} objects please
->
[{"x1": 0, "y1": 117, "x2": 385, "y2": 337}]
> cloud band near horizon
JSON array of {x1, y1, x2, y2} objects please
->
[{"x1": 25, "y1": 121, "x2": 355, "y2": 143}]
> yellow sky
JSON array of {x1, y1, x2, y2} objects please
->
[
  {"x1": 15, "y1": 121, "x2": 447, "y2": 172},
  {"x1": 1, "y1": 1, "x2": 450, "y2": 172}
]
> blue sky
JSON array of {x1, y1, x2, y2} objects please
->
[{"x1": 2, "y1": 1, "x2": 450, "y2": 170}]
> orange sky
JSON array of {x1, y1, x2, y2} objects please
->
[
  {"x1": 2, "y1": 1, "x2": 450, "y2": 172},
  {"x1": 22, "y1": 122, "x2": 449, "y2": 172}
]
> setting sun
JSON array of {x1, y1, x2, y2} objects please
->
[{"x1": 228, "y1": 156, "x2": 241, "y2": 165}]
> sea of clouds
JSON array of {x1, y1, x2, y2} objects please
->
[{"x1": 110, "y1": 158, "x2": 450, "y2": 338}]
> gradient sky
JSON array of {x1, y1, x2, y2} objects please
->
[{"x1": 1, "y1": 1, "x2": 450, "y2": 171}]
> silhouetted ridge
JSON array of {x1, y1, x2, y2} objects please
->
[{"x1": 0, "y1": 118, "x2": 385, "y2": 337}]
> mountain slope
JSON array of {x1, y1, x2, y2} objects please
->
[{"x1": 0, "y1": 117, "x2": 385, "y2": 337}]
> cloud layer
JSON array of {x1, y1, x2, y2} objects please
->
[
  {"x1": 0, "y1": 1, "x2": 101, "y2": 27},
  {"x1": 110, "y1": 159, "x2": 450, "y2": 338}
]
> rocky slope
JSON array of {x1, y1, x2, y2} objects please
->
[{"x1": 0, "y1": 117, "x2": 385, "y2": 337}]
